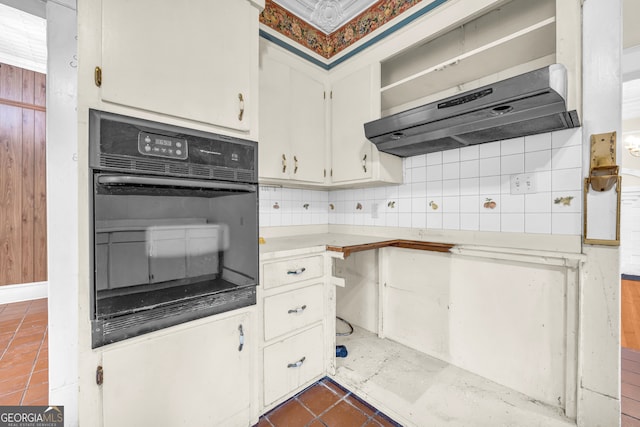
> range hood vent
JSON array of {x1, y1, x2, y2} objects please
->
[{"x1": 364, "y1": 64, "x2": 580, "y2": 157}]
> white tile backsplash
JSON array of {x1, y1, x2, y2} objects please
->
[
  {"x1": 525, "y1": 133, "x2": 552, "y2": 152},
  {"x1": 479, "y1": 141, "x2": 501, "y2": 158},
  {"x1": 460, "y1": 178, "x2": 480, "y2": 196},
  {"x1": 426, "y1": 151, "x2": 442, "y2": 165},
  {"x1": 460, "y1": 145, "x2": 480, "y2": 161},
  {"x1": 442, "y1": 162, "x2": 460, "y2": 180},
  {"x1": 501, "y1": 137, "x2": 525, "y2": 155},
  {"x1": 260, "y1": 130, "x2": 583, "y2": 236},
  {"x1": 552, "y1": 145, "x2": 582, "y2": 170},
  {"x1": 525, "y1": 213, "x2": 552, "y2": 234},
  {"x1": 426, "y1": 164, "x2": 443, "y2": 182},
  {"x1": 479, "y1": 157, "x2": 501, "y2": 177},
  {"x1": 501, "y1": 153, "x2": 525, "y2": 174},
  {"x1": 427, "y1": 180, "x2": 443, "y2": 197},
  {"x1": 442, "y1": 179, "x2": 460, "y2": 196},
  {"x1": 525, "y1": 150, "x2": 552, "y2": 172},
  {"x1": 460, "y1": 160, "x2": 480, "y2": 178},
  {"x1": 442, "y1": 148, "x2": 460, "y2": 163},
  {"x1": 480, "y1": 176, "x2": 501, "y2": 194}
]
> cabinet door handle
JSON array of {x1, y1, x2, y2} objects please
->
[
  {"x1": 238, "y1": 324, "x2": 244, "y2": 352},
  {"x1": 287, "y1": 304, "x2": 307, "y2": 314},
  {"x1": 362, "y1": 154, "x2": 367, "y2": 173},
  {"x1": 282, "y1": 154, "x2": 287, "y2": 173},
  {"x1": 287, "y1": 356, "x2": 306, "y2": 368},
  {"x1": 238, "y1": 93, "x2": 245, "y2": 121},
  {"x1": 286, "y1": 267, "x2": 306, "y2": 275},
  {"x1": 294, "y1": 155, "x2": 298, "y2": 174}
]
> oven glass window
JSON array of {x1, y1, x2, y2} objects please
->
[{"x1": 92, "y1": 175, "x2": 258, "y2": 322}]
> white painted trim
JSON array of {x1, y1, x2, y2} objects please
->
[
  {"x1": 622, "y1": 168, "x2": 640, "y2": 179},
  {"x1": 450, "y1": 245, "x2": 586, "y2": 268},
  {"x1": 0, "y1": 281, "x2": 48, "y2": 304}
]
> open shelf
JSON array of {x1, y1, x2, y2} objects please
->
[
  {"x1": 332, "y1": 326, "x2": 574, "y2": 427},
  {"x1": 380, "y1": 0, "x2": 557, "y2": 114}
]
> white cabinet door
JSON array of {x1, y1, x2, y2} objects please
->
[
  {"x1": 103, "y1": 311, "x2": 253, "y2": 427},
  {"x1": 258, "y1": 55, "x2": 291, "y2": 180},
  {"x1": 258, "y1": 50, "x2": 326, "y2": 184},
  {"x1": 290, "y1": 69, "x2": 326, "y2": 184},
  {"x1": 101, "y1": 0, "x2": 254, "y2": 131},
  {"x1": 330, "y1": 67, "x2": 374, "y2": 183}
]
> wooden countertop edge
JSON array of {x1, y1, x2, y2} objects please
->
[{"x1": 326, "y1": 240, "x2": 454, "y2": 258}]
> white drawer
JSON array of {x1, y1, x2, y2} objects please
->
[
  {"x1": 264, "y1": 283, "x2": 324, "y2": 341},
  {"x1": 263, "y1": 324, "x2": 324, "y2": 406},
  {"x1": 262, "y1": 255, "x2": 324, "y2": 290}
]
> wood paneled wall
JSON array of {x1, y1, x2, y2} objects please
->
[{"x1": 0, "y1": 62, "x2": 47, "y2": 286}]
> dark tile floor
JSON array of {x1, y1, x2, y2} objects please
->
[
  {"x1": 256, "y1": 377, "x2": 401, "y2": 427},
  {"x1": 0, "y1": 298, "x2": 48, "y2": 406}
]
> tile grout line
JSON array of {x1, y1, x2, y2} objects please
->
[
  {"x1": 0, "y1": 302, "x2": 31, "y2": 361},
  {"x1": 20, "y1": 301, "x2": 48, "y2": 406}
]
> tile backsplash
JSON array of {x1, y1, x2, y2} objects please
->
[{"x1": 259, "y1": 129, "x2": 583, "y2": 235}]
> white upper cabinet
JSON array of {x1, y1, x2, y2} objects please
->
[
  {"x1": 330, "y1": 65, "x2": 402, "y2": 186},
  {"x1": 259, "y1": 47, "x2": 326, "y2": 184},
  {"x1": 330, "y1": 67, "x2": 373, "y2": 183},
  {"x1": 100, "y1": 0, "x2": 258, "y2": 133}
]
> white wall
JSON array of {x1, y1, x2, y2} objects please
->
[
  {"x1": 578, "y1": 0, "x2": 623, "y2": 425},
  {"x1": 45, "y1": 0, "x2": 78, "y2": 425},
  {"x1": 622, "y1": 188, "x2": 640, "y2": 275}
]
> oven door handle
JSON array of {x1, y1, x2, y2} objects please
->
[{"x1": 97, "y1": 174, "x2": 257, "y2": 192}]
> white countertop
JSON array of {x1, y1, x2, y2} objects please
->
[{"x1": 259, "y1": 233, "x2": 394, "y2": 260}]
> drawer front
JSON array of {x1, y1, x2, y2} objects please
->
[
  {"x1": 263, "y1": 324, "x2": 324, "y2": 406},
  {"x1": 264, "y1": 283, "x2": 324, "y2": 341},
  {"x1": 263, "y1": 255, "x2": 324, "y2": 289}
]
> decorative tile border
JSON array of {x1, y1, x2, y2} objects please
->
[{"x1": 260, "y1": 0, "x2": 424, "y2": 60}]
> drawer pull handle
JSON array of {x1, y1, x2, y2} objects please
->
[
  {"x1": 288, "y1": 305, "x2": 307, "y2": 314},
  {"x1": 238, "y1": 324, "x2": 244, "y2": 352},
  {"x1": 287, "y1": 267, "x2": 306, "y2": 275},
  {"x1": 287, "y1": 356, "x2": 306, "y2": 368}
]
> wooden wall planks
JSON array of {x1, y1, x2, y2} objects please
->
[{"x1": 0, "y1": 63, "x2": 47, "y2": 286}]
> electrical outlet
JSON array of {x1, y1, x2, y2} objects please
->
[
  {"x1": 371, "y1": 203, "x2": 379, "y2": 219},
  {"x1": 510, "y1": 173, "x2": 536, "y2": 194}
]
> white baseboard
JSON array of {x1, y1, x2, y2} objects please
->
[{"x1": 0, "y1": 281, "x2": 48, "y2": 304}]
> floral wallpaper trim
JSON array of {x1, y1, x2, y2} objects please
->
[{"x1": 260, "y1": 0, "x2": 425, "y2": 59}]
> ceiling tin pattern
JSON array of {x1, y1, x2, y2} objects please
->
[{"x1": 260, "y1": 0, "x2": 424, "y2": 59}]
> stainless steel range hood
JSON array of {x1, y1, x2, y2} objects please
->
[{"x1": 364, "y1": 64, "x2": 580, "y2": 157}]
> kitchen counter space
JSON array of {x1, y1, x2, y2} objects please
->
[{"x1": 259, "y1": 233, "x2": 453, "y2": 260}]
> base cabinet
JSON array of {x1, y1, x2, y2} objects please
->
[
  {"x1": 102, "y1": 310, "x2": 253, "y2": 427},
  {"x1": 259, "y1": 253, "x2": 330, "y2": 411},
  {"x1": 263, "y1": 324, "x2": 325, "y2": 406}
]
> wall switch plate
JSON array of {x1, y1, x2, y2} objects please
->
[
  {"x1": 510, "y1": 173, "x2": 536, "y2": 194},
  {"x1": 371, "y1": 203, "x2": 379, "y2": 219}
]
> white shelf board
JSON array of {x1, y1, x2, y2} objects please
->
[{"x1": 380, "y1": 18, "x2": 556, "y2": 112}]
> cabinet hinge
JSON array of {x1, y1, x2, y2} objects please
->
[
  {"x1": 94, "y1": 66, "x2": 102, "y2": 87},
  {"x1": 96, "y1": 365, "x2": 104, "y2": 385}
]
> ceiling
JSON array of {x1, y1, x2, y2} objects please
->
[
  {"x1": 0, "y1": 2, "x2": 46, "y2": 73},
  {"x1": 274, "y1": 0, "x2": 378, "y2": 33}
]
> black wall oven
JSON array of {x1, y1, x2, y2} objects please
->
[{"x1": 89, "y1": 110, "x2": 258, "y2": 348}]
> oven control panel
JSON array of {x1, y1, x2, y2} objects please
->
[{"x1": 138, "y1": 131, "x2": 188, "y2": 160}]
